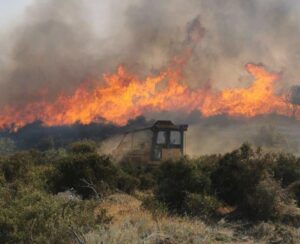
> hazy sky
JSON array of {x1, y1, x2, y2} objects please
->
[{"x1": 0, "y1": 0, "x2": 32, "y2": 29}]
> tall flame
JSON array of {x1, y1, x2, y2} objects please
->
[{"x1": 0, "y1": 57, "x2": 296, "y2": 131}]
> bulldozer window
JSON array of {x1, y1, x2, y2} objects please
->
[
  {"x1": 153, "y1": 146, "x2": 162, "y2": 160},
  {"x1": 170, "y1": 131, "x2": 181, "y2": 145},
  {"x1": 156, "y1": 131, "x2": 167, "y2": 145}
]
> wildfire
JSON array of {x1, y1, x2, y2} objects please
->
[
  {"x1": 201, "y1": 64, "x2": 288, "y2": 118},
  {"x1": 0, "y1": 58, "x2": 296, "y2": 131}
]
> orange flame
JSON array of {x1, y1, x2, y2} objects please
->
[
  {"x1": 0, "y1": 58, "x2": 296, "y2": 131},
  {"x1": 201, "y1": 64, "x2": 288, "y2": 118}
]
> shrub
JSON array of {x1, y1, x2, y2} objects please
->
[
  {"x1": 50, "y1": 151, "x2": 140, "y2": 198},
  {"x1": 209, "y1": 144, "x2": 297, "y2": 220},
  {"x1": 245, "y1": 177, "x2": 288, "y2": 221},
  {"x1": 69, "y1": 140, "x2": 97, "y2": 154},
  {"x1": 273, "y1": 153, "x2": 300, "y2": 187},
  {"x1": 139, "y1": 173, "x2": 156, "y2": 190},
  {"x1": 156, "y1": 159, "x2": 213, "y2": 213},
  {"x1": 1, "y1": 152, "x2": 34, "y2": 182},
  {"x1": 0, "y1": 188, "x2": 110, "y2": 243},
  {"x1": 154, "y1": 144, "x2": 298, "y2": 221},
  {"x1": 156, "y1": 160, "x2": 192, "y2": 212},
  {"x1": 285, "y1": 181, "x2": 300, "y2": 207},
  {"x1": 251, "y1": 222, "x2": 298, "y2": 243},
  {"x1": 120, "y1": 161, "x2": 157, "y2": 190},
  {"x1": 142, "y1": 195, "x2": 168, "y2": 217},
  {"x1": 116, "y1": 172, "x2": 139, "y2": 194},
  {"x1": 0, "y1": 150, "x2": 51, "y2": 185},
  {"x1": 50, "y1": 153, "x2": 119, "y2": 198},
  {"x1": 211, "y1": 143, "x2": 268, "y2": 205},
  {"x1": 183, "y1": 193, "x2": 220, "y2": 219}
]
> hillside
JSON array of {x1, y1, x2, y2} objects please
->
[{"x1": 1, "y1": 141, "x2": 300, "y2": 243}]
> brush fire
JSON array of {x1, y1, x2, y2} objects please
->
[
  {"x1": 0, "y1": 55, "x2": 298, "y2": 132},
  {"x1": 2, "y1": 2, "x2": 300, "y2": 243},
  {"x1": 0, "y1": 0, "x2": 299, "y2": 156}
]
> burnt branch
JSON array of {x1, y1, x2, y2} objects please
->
[{"x1": 80, "y1": 178, "x2": 101, "y2": 200}]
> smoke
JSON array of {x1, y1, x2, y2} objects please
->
[
  {"x1": 290, "y1": 86, "x2": 300, "y2": 105},
  {"x1": 0, "y1": 0, "x2": 97, "y2": 107},
  {"x1": 0, "y1": 0, "x2": 299, "y2": 119},
  {"x1": 98, "y1": 0, "x2": 300, "y2": 90},
  {"x1": 0, "y1": 0, "x2": 300, "y2": 105},
  {"x1": 186, "y1": 115, "x2": 300, "y2": 156},
  {"x1": 195, "y1": 0, "x2": 300, "y2": 91}
]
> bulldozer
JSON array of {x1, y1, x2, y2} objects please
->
[{"x1": 112, "y1": 120, "x2": 188, "y2": 165}]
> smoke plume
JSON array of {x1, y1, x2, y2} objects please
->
[
  {"x1": 0, "y1": 0, "x2": 299, "y2": 155},
  {"x1": 0, "y1": 0, "x2": 299, "y2": 108}
]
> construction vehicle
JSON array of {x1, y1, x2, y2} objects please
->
[{"x1": 113, "y1": 120, "x2": 188, "y2": 165}]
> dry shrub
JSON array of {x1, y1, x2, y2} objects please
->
[
  {"x1": 0, "y1": 189, "x2": 110, "y2": 243},
  {"x1": 183, "y1": 193, "x2": 220, "y2": 220},
  {"x1": 245, "y1": 177, "x2": 289, "y2": 221},
  {"x1": 84, "y1": 208, "x2": 219, "y2": 243},
  {"x1": 252, "y1": 222, "x2": 300, "y2": 244},
  {"x1": 141, "y1": 195, "x2": 168, "y2": 217}
]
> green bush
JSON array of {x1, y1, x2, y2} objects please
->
[
  {"x1": 245, "y1": 177, "x2": 287, "y2": 220},
  {"x1": 142, "y1": 195, "x2": 168, "y2": 217},
  {"x1": 50, "y1": 151, "x2": 140, "y2": 198},
  {"x1": 69, "y1": 140, "x2": 97, "y2": 154},
  {"x1": 153, "y1": 144, "x2": 299, "y2": 221},
  {"x1": 50, "y1": 153, "x2": 120, "y2": 198},
  {"x1": 0, "y1": 150, "x2": 51, "y2": 185},
  {"x1": 116, "y1": 172, "x2": 139, "y2": 194},
  {"x1": 1, "y1": 152, "x2": 34, "y2": 182},
  {"x1": 183, "y1": 193, "x2": 220, "y2": 219},
  {"x1": 120, "y1": 160, "x2": 157, "y2": 190},
  {"x1": 1, "y1": 140, "x2": 300, "y2": 233},
  {"x1": 209, "y1": 144, "x2": 297, "y2": 220},
  {"x1": 0, "y1": 188, "x2": 110, "y2": 243},
  {"x1": 211, "y1": 144, "x2": 268, "y2": 205},
  {"x1": 156, "y1": 159, "x2": 213, "y2": 213},
  {"x1": 139, "y1": 173, "x2": 156, "y2": 190},
  {"x1": 273, "y1": 153, "x2": 300, "y2": 187}
]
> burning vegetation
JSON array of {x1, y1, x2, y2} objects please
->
[
  {"x1": 0, "y1": 54, "x2": 297, "y2": 131},
  {"x1": 1, "y1": 1, "x2": 300, "y2": 243},
  {"x1": 0, "y1": 1, "x2": 299, "y2": 132}
]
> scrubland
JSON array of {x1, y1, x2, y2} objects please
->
[{"x1": 1, "y1": 141, "x2": 300, "y2": 243}]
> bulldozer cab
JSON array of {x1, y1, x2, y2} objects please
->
[
  {"x1": 113, "y1": 120, "x2": 188, "y2": 164},
  {"x1": 151, "y1": 120, "x2": 188, "y2": 161}
]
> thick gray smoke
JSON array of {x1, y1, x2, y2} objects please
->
[
  {"x1": 0, "y1": 0, "x2": 299, "y2": 108},
  {"x1": 100, "y1": 0, "x2": 300, "y2": 90},
  {"x1": 0, "y1": 0, "x2": 99, "y2": 106},
  {"x1": 185, "y1": 115, "x2": 300, "y2": 156},
  {"x1": 0, "y1": 0, "x2": 300, "y2": 157},
  {"x1": 290, "y1": 86, "x2": 300, "y2": 105}
]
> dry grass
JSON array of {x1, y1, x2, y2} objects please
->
[
  {"x1": 250, "y1": 222, "x2": 300, "y2": 243},
  {"x1": 85, "y1": 194, "x2": 252, "y2": 243},
  {"x1": 84, "y1": 193, "x2": 300, "y2": 243}
]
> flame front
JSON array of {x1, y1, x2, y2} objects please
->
[
  {"x1": 201, "y1": 64, "x2": 288, "y2": 118},
  {"x1": 0, "y1": 60, "x2": 296, "y2": 131}
]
